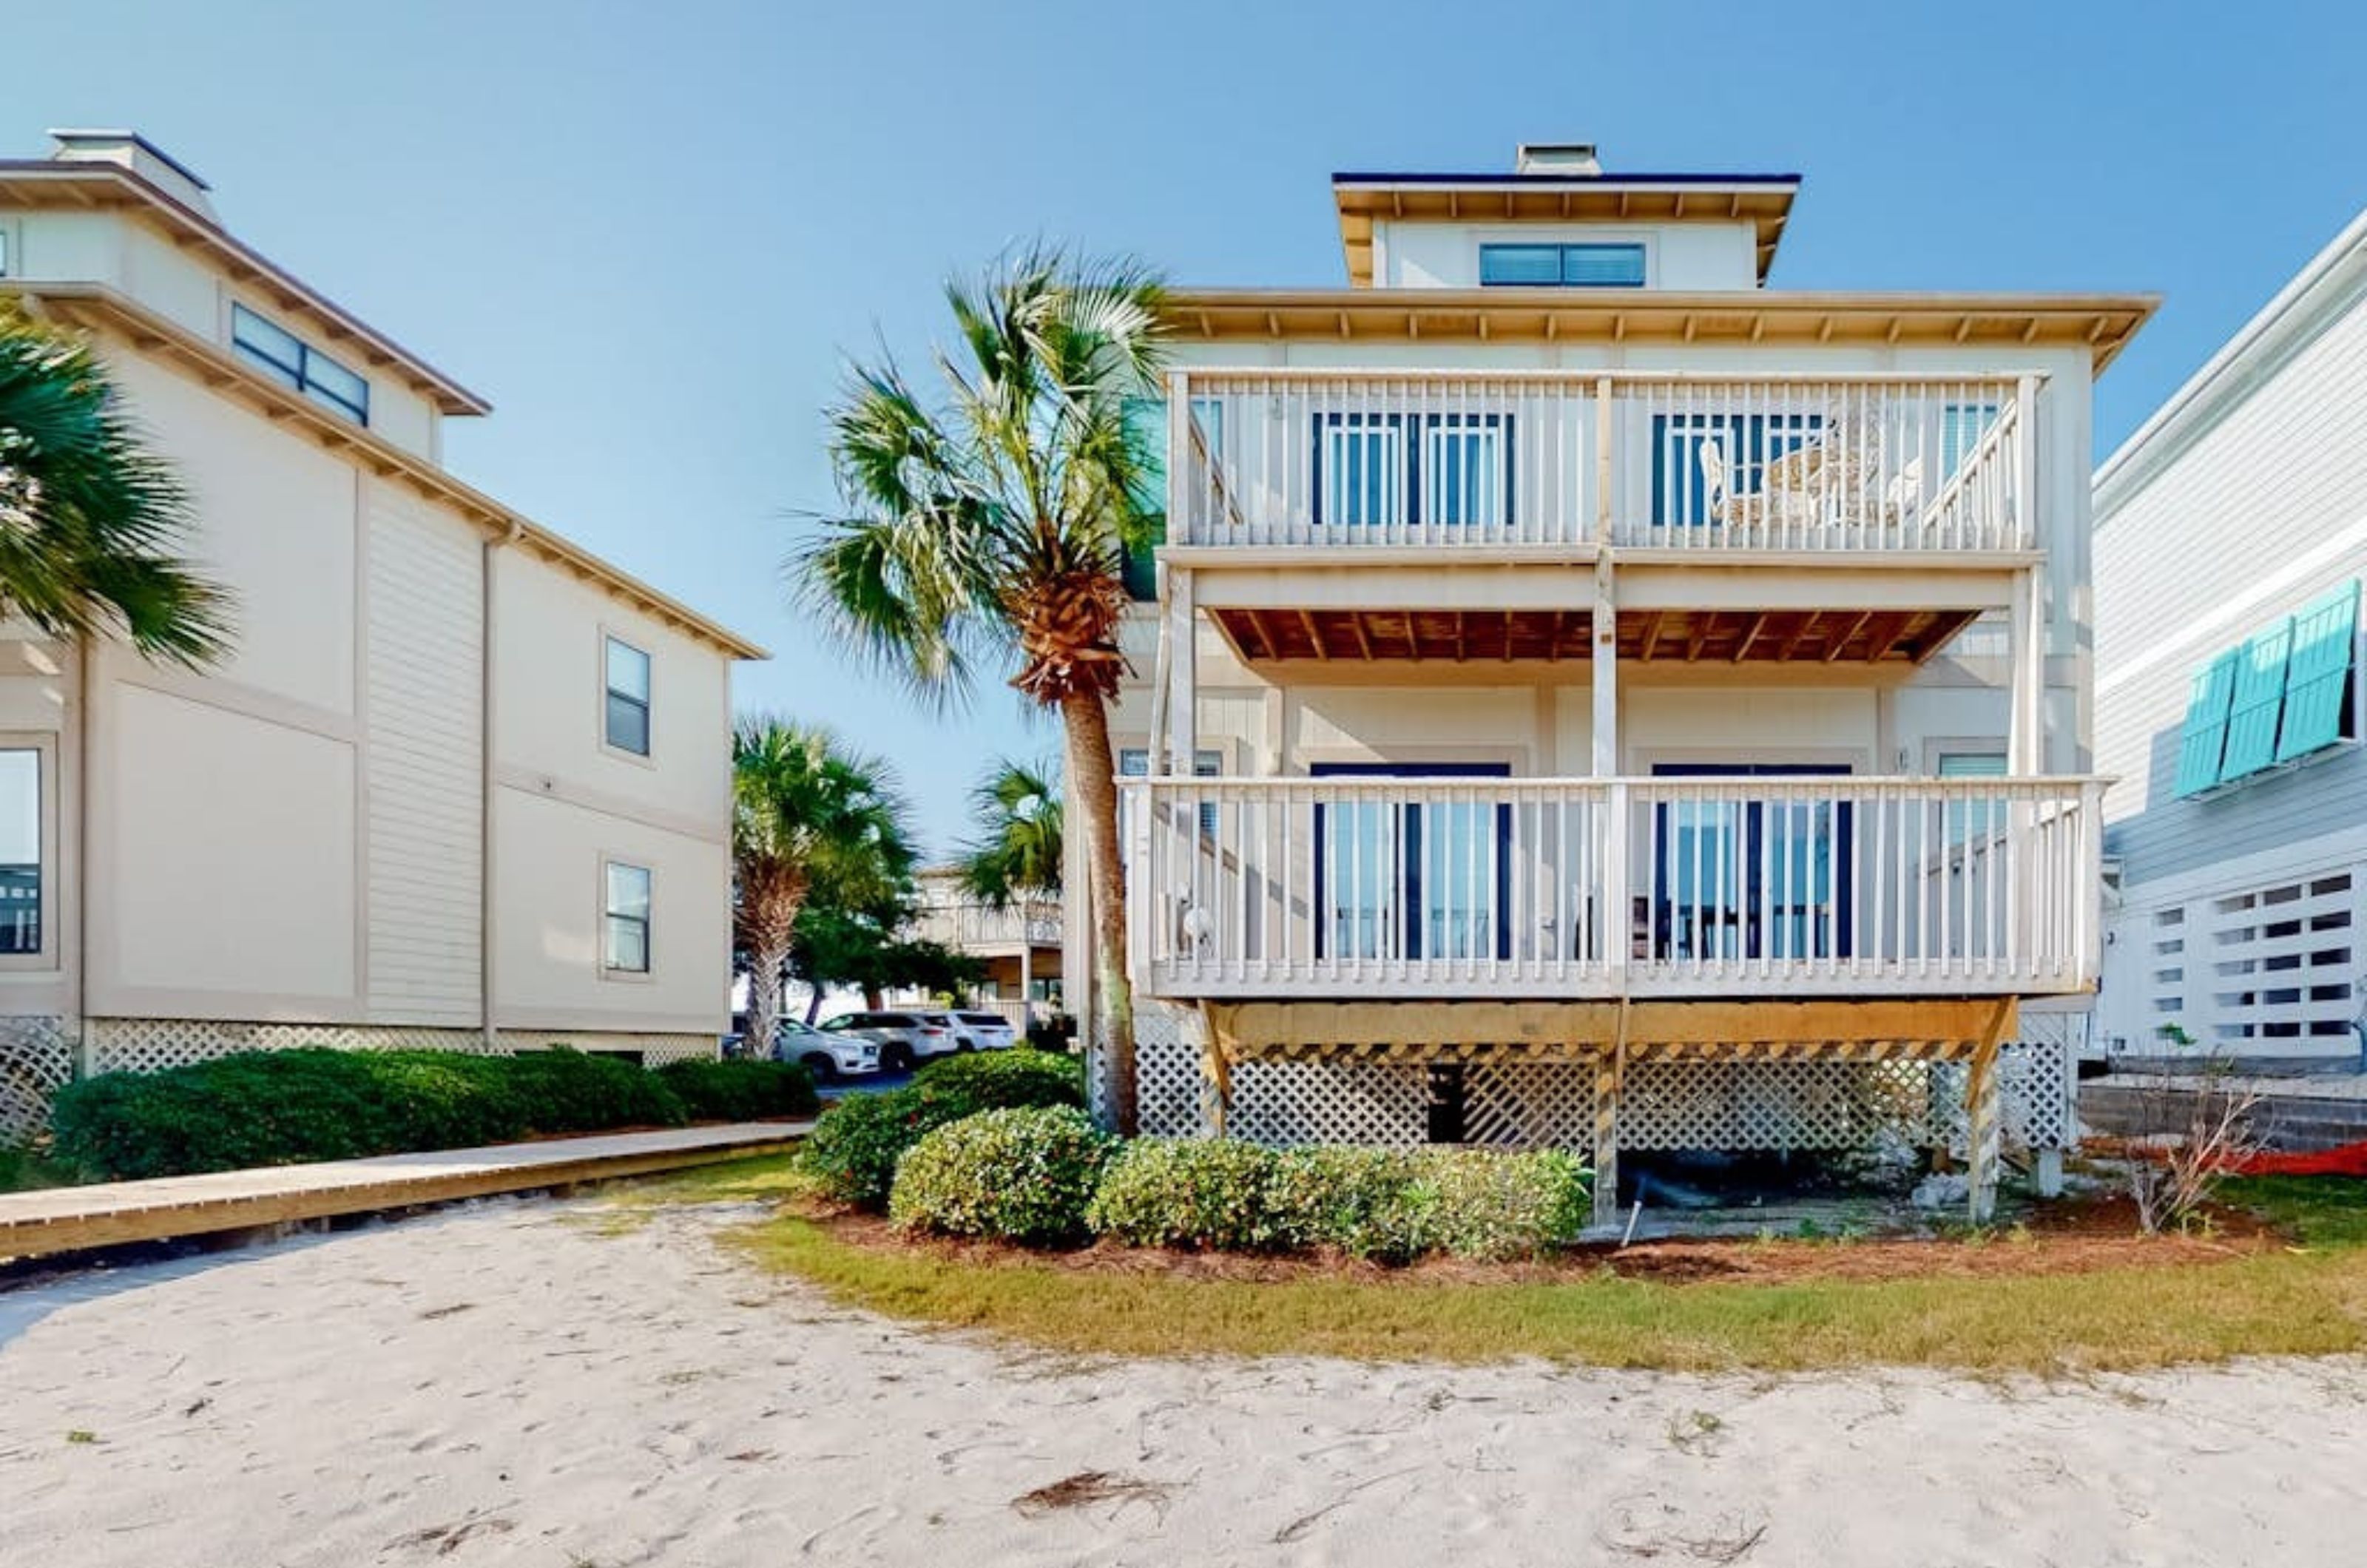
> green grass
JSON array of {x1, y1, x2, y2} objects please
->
[{"x1": 632, "y1": 1156, "x2": 2367, "y2": 1372}]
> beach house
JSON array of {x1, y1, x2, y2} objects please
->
[
  {"x1": 1077, "y1": 143, "x2": 2154, "y2": 1218},
  {"x1": 0, "y1": 130, "x2": 760, "y2": 1137}
]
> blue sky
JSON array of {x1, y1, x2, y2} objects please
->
[{"x1": 13, "y1": 1, "x2": 2367, "y2": 853}]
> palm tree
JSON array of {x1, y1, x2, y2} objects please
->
[
  {"x1": 799, "y1": 249, "x2": 1165, "y2": 1130},
  {"x1": 956, "y1": 755, "x2": 1062, "y2": 910},
  {"x1": 732, "y1": 717, "x2": 916, "y2": 1051},
  {"x1": 0, "y1": 303, "x2": 231, "y2": 665}
]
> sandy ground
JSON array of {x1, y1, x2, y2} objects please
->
[{"x1": 4, "y1": 1197, "x2": 2366, "y2": 1567}]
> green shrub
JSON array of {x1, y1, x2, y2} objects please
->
[
  {"x1": 888, "y1": 1106, "x2": 1113, "y2": 1246},
  {"x1": 1259, "y1": 1146, "x2": 1437, "y2": 1262},
  {"x1": 49, "y1": 1047, "x2": 697, "y2": 1180},
  {"x1": 1086, "y1": 1138, "x2": 1278, "y2": 1251},
  {"x1": 801, "y1": 1049, "x2": 1089, "y2": 1210},
  {"x1": 798, "y1": 1090, "x2": 931, "y2": 1208},
  {"x1": 911, "y1": 1049, "x2": 1084, "y2": 1116},
  {"x1": 1419, "y1": 1149, "x2": 1593, "y2": 1261},
  {"x1": 655, "y1": 1059, "x2": 819, "y2": 1122}
]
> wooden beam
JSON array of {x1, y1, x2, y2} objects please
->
[
  {"x1": 1298, "y1": 609, "x2": 1329, "y2": 660},
  {"x1": 1350, "y1": 613, "x2": 1374, "y2": 662},
  {"x1": 1821, "y1": 610, "x2": 1874, "y2": 662},
  {"x1": 1730, "y1": 611, "x2": 1770, "y2": 663},
  {"x1": 1685, "y1": 610, "x2": 1717, "y2": 662},
  {"x1": 1863, "y1": 612, "x2": 1914, "y2": 663},
  {"x1": 1240, "y1": 609, "x2": 1274, "y2": 661},
  {"x1": 1203, "y1": 997, "x2": 2018, "y2": 1058},
  {"x1": 1777, "y1": 611, "x2": 1820, "y2": 660},
  {"x1": 1638, "y1": 610, "x2": 1667, "y2": 661},
  {"x1": 1501, "y1": 609, "x2": 1516, "y2": 663}
]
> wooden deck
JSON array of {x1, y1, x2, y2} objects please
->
[{"x1": 0, "y1": 1121, "x2": 810, "y2": 1262}]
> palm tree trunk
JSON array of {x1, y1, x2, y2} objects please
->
[
  {"x1": 738, "y1": 878, "x2": 806, "y2": 1061},
  {"x1": 1061, "y1": 689, "x2": 1136, "y2": 1134}
]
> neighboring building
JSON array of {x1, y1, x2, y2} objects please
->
[
  {"x1": 908, "y1": 868, "x2": 1062, "y2": 1028},
  {"x1": 0, "y1": 131, "x2": 761, "y2": 1133},
  {"x1": 2093, "y1": 209, "x2": 2367, "y2": 1069},
  {"x1": 1073, "y1": 142, "x2": 2152, "y2": 1218}
]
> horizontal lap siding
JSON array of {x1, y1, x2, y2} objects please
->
[
  {"x1": 364, "y1": 493, "x2": 484, "y2": 1025},
  {"x1": 2096, "y1": 283, "x2": 2367, "y2": 888}
]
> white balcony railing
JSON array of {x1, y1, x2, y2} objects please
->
[
  {"x1": 914, "y1": 900, "x2": 1063, "y2": 950},
  {"x1": 1122, "y1": 775, "x2": 2101, "y2": 1000},
  {"x1": 1168, "y1": 370, "x2": 2036, "y2": 555}
]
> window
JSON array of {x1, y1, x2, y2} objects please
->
[
  {"x1": 604, "y1": 636, "x2": 651, "y2": 757},
  {"x1": 1310, "y1": 412, "x2": 1513, "y2": 529},
  {"x1": 0, "y1": 750, "x2": 39, "y2": 955},
  {"x1": 231, "y1": 305, "x2": 370, "y2": 425},
  {"x1": 1118, "y1": 396, "x2": 1224, "y2": 600},
  {"x1": 1938, "y1": 751, "x2": 2007, "y2": 847},
  {"x1": 603, "y1": 862, "x2": 651, "y2": 974},
  {"x1": 1650, "y1": 411, "x2": 1822, "y2": 527},
  {"x1": 1479, "y1": 242, "x2": 1647, "y2": 288},
  {"x1": 1120, "y1": 746, "x2": 1220, "y2": 837}
]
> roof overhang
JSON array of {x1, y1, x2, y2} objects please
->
[
  {"x1": 1331, "y1": 172, "x2": 1802, "y2": 285},
  {"x1": 10, "y1": 281, "x2": 764, "y2": 661},
  {"x1": 1160, "y1": 288, "x2": 2157, "y2": 374},
  {"x1": 0, "y1": 160, "x2": 491, "y2": 416}
]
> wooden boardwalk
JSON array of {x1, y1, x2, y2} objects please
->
[{"x1": 0, "y1": 1121, "x2": 810, "y2": 1262}]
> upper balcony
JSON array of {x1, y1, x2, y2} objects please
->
[{"x1": 1164, "y1": 368, "x2": 2039, "y2": 560}]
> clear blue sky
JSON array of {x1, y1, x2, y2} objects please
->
[{"x1": 14, "y1": 1, "x2": 2367, "y2": 853}]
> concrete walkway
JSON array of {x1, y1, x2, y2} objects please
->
[{"x1": 0, "y1": 1121, "x2": 808, "y2": 1261}]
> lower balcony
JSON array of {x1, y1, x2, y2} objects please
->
[{"x1": 1121, "y1": 775, "x2": 2102, "y2": 1001}]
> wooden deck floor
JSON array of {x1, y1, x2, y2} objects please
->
[{"x1": 0, "y1": 1121, "x2": 810, "y2": 1262}]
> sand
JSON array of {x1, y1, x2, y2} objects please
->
[{"x1": 4, "y1": 1196, "x2": 2363, "y2": 1567}]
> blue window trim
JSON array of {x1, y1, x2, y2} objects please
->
[
  {"x1": 231, "y1": 304, "x2": 370, "y2": 426},
  {"x1": 1478, "y1": 242, "x2": 1647, "y2": 288}
]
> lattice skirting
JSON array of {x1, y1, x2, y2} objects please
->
[
  {"x1": 80, "y1": 1019, "x2": 719, "y2": 1079},
  {"x1": 1115, "y1": 999, "x2": 2077, "y2": 1156},
  {"x1": 0, "y1": 1016, "x2": 74, "y2": 1146}
]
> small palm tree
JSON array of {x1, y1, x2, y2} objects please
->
[
  {"x1": 799, "y1": 249, "x2": 1165, "y2": 1130},
  {"x1": 732, "y1": 717, "x2": 915, "y2": 1050},
  {"x1": 957, "y1": 755, "x2": 1062, "y2": 910},
  {"x1": 0, "y1": 303, "x2": 230, "y2": 665}
]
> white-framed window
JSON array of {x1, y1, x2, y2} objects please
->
[
  {"x1": 1938, "y1": 750, "x2": 2008, "y2": 847},
  {"x1": 0, "y1": 747, "x2": 41, "y2": 957},
  {"x1": 1478, "y1": 242, "x2": 1647, "y2": 288},
  {"x1": 230, "y1": 304, "x2": 370, "y2": 425},
  {"x1": 604, "y1": 635, "x2": 652, "y2": 757},
  {"x1": 603, "y1": 860, "x2": 652, "y2": 975}
]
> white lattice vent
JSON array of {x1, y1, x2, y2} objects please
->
[{"x1": 1463, "y1": 1063, "x2": 1595, "y2": 1149}]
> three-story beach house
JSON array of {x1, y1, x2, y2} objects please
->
[
  {"x1": 0, "y1": 131, "x2": 761, "y2": 1139},
  {"x1": 1072, "y1": 144, "x2": 2153, "y2": 1219}
]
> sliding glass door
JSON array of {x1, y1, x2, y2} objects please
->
[
  {"x1": 1650, "y1": 764, "x2": 1854, "y2": 962},
  {"x1": 1313, "y1": 763, "x2": 1510, "y2": 963}
]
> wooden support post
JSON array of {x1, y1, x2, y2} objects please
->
[
  {"x1": 1592, "y1": 1052, "x2": 1621, "y2": 1229},
  {"x1": 1965, "y1": 999, "x2": 2013, "y2": 1224},
  {"x1": 1196, "y1": 1003, "x2": 1229, "y2": 1139}
]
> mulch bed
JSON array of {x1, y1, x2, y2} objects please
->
[{"x1": 794, "y1": 1191, "x2": 2283, "y2": 1288}]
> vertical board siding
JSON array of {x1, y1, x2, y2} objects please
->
[
  {"x1": 364, "y1": 491, "x2": 484, "y2": 1024},
  {"x1": 2095, "y1": 284, "x2": 2367, "y2": 887}
]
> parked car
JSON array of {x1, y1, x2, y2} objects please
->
[
  {"x1": 949, "y1": 1010, "x2": 1019, "y2": 1052},
  {"x1": 817, "y1": 1010, "x2": 957, "y2": 1073},
  {"x1": 773, "y1": 1018, "x2": 879, "y2": 1084}
]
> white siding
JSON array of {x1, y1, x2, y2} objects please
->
[
  {"x1": 2093, "y1": 271, "x2": 2367, "y2": 885},
  {"x1": 363, "y1": 486, "x2": 484, "y2": 1025}
]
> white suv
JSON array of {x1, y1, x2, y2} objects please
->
[
  {"x1": 773, "y1": 1018, "x2": 879, "y2": 1084},
  {"x1": 818, "y1": 1010, "x2": 957, "y2": 1074},
  {"x1": 950, "y1": 1011, "x2": 1020, "y2": 1052}
]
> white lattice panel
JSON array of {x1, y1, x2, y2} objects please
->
[
  {"x1": 1620, "y1": 1059, "x2": 1937, "y2": 1152},
  {"x1": 84, "y1": 1019, "x2": 715, "y2": 1077},
  {"x1": 1464, "y1": 1063, "x2": 1595, "y2": 1149},
  {"x1": 1229, "y1": 1060, "x2": 1429, "y2": 1147},
  {"x1": 1133, "y1": 1001, "x2": 1205, "y2": 1136},
  {"x1": 0, "y1": 1016, "x2": 72, "y2": 1146}
]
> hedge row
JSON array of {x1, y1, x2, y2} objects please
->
[
  {"x1": 823, "y1": 1095, "x2": 1593, "y2": 1263},
  {"x1": 797, "y1": 1049, "x2": 1087, "y2": 1207},
  {"x1": 50, "y1": 1049, "x2": 816, "y2": 1180}
]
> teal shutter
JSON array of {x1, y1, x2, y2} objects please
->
[
  {"x1": 2173, "y1": 650, "x2": 2241, "y2": 798},
  {"x1": 2220, "y1": 618, "x2": 2294, "y2": 780},
  {"x1": 2275, "y1": 580, "x2": 2360, "y2": 762}
]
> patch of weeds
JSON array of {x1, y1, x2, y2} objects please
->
[
  {"x1": 1667, "y1": 1409, "x2": 1724, "y2": 1456},
  {"x1": 64, "y1": 1429, "x2": 97, "y2": 1445}
]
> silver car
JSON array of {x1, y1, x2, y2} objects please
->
[{"x1": 773, "y1": 1018, "x2": 879, "y2": 1083}]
